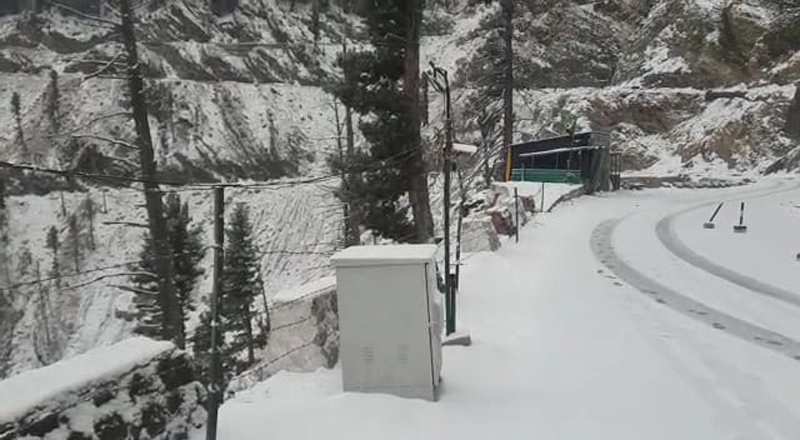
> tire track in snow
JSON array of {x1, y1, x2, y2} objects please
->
[
  {"x1": 591, "y1": 219, "x2": 800, "y2": 363},
  {"x1": 656, "y1": 186, "x2": 800, "y2": 309}
]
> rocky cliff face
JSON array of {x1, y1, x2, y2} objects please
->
[
  {"x1": 447, "y1": 0, "x2": 800, "y2": 175},
  {"x1": 0, "y1": 0, "x2": 797, "y2": 185}
]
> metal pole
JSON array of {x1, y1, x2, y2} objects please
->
[
  {"x1": 514, "y1": 187, "x2": 519, "y2": 243},
  {"x1": 206, "y1": 186, "x2": 224, "y2": 440},
  {"x1": 739, "y1": 202, "x2": 745, "y2": 226},
  {"x1": 540, "y1": 182, "x2": 545, "y2": 213},
  {"x1": 442, "y1": 69, "x2": 455, "y2": 336},
  {"x1": 455, "y1": 167, "x2": 466, "y2": 294}
]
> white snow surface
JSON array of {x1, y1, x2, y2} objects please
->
[
  {"x1": 200, "y1": 178, "x2": 800, "y2": 439},
  {"x1": 272, "y1": 275, "x2": 336, "y2": 304},
  {"x1": 0, "y1": 337, "x2": 173, "y2": 423}
]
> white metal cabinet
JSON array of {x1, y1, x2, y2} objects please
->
[{"x1": 331, "y1": 245, "x2": 443, "y2": 401}]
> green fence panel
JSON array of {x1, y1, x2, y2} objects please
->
[{"x1": 510, "y1": 169, "x2": 581, "y2": 183}]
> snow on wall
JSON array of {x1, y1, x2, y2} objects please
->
[
  {"x1": 227, "y1": 282, "x2": 339, "y2": 396},
  {"x1": 0, "y1": 337, "x2": 206, "y2": 440},
  {"x1": 0, "y1": 337, "x2": 172, "y2": 423}
]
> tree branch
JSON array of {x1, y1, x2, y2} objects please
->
[
  {"x1": 71, "y1": 134, "x2": 139, "y2": 150},
  {"x1": 84, "y1": 52, "x2": 126, "y2": 80},
  {"x1": 49, "y1": 112, "x2": 132, "y2": 138},
  {"x1": 102, "y1": 221, "x2": 149, "y2": 228},
  {"x1": 52, "y1": 2, "x2": 122, "y2": 27},
  {"x1": 107, "y1": 155, "x2": 140, "y2": 169},
  {"x1": 63, "y1": 272, "x2": 144, "y2": 291},
  {"x1": 111, "y1": 284, "x2": 158, "y2": 296}
]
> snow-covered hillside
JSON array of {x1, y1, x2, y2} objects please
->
[
  {"x1": 424, "y1": 0, "x2": 800, "y2": 175},
  {"x1": 1, "y1": 0, "x2": 799, "y2": 377},
  {"x1": 0, "y1": 182, "x2": 342, "y2": 377}
]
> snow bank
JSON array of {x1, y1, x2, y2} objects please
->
[
  {"x1": 272, "y1": 276, "x2": 336, "y2": 304},
  {"x1": 0, "y1": 337, "x2": 173, "y2": 423},
  {"x1": 0, "y1": 336, "x2": 205, "y2": 440}
]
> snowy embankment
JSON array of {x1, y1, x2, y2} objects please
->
[
  {"x1": 198, "y1": 178, "x2": 800, "y2": 439},
  {"x1": 0, "y1": 337, "x2": 206, "y2": 439},
  {"x1": 0, "y1": 337, "x2": 172, "y2": 423}
]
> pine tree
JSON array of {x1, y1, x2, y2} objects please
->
[
  {"x1": 220, "y1": 203, "x2": 263, "y2": 368},
  {"x1": 11, "y1": 92, "x2": 26, "y2": 155},
  {"x1": 191, "y1": 310, "x2": 229, "y2": 386},
  {"x1": 164, "y1": 193, "x2": 204, "y2": 316},
  {"x1": 333, "y1": 0, "x2": 432, "y2": 242},
  {"x1": 17, "y1": 244, "x2": 32, "y2": 279},
  {"x1": 464, "y1": 0, "x2": 517, "y2": 176},
  {"x1": 47, "y1": 70, "x2": 60, "y2": 133},
  {"x1": 786, "y1": 83, "x2": 800, "y2": 139},
  {"x1": 0, "y1": 178, "x2": 6, "y2": 211},
  {"x1": 45, "y1": 226, "x2": 60, "y2": 283},
  {"x1": 130, "y1": 193, "x2": 204, "y2": 341},
  {"x1": 64, "y1": 214, "x2": 82, "y2": 273},
  {"x1": 0, "y1": 200, "x2": 10, "y2": 290},
  {"x1": 81, "y1": 196, "x2": 96, "y2": 251}
]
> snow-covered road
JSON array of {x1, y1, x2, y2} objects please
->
[{"x1": 200, "y1": 179, "x2": 800, "y2": 440}]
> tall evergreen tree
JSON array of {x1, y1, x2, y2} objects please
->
[
  {"x1": 45, "y1": 226, "x2": 60, "y2": 283},
  {"x1": 10, "y1": 92, "x2": 26, "y2": 155},
  {"x1": 333, "y1": 0, "x2": 432, "y2": 242},
  {"x1": 130, "y1": 193, "x2": 204, "y2": 341},
  {"x1": 81, "y1": 196, "x2": 96, "y2": 251},
  {"x1": 464, "y1": 0, "x2": 517, "y2": 180},
  {"x1": 191, "y1": 310, "x2": 229, "y2": 387},
  {"x1": 220, "y1": 203, "x2": 263, "y2": 368},
  {"x1": 64, "y1": 214, "x2": 82, "y2": 273}
]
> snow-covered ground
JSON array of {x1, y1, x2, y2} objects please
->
[
  {"x1": 198, "y1": 177, "x2": 800, "y2": 439},
  {"x1": 0, "y1": 337, "x2": 173, "y2": 423}
]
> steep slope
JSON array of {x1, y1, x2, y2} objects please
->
[
  {"x1": 439, "y1": 0, "x2": 800, "y2": 175},
  {"x1": 0, "y1": 0, "x2": 355, "y2": 184},
  {"x1": 0, "y1": 183, "x2": 342, "y2": 377},
  {"x1": 2, "y1": 0, "x2": 800, "y2": 379}
]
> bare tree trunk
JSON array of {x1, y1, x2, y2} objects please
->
[
  {"x1": 343, "y1": 43, "x2": 361, "y2": 247},
  {"x1": 502, "y1": 0, "x2": 514, "y2": 150},
  {"x1": 35, "y1": 261, "x2": 51, "y2": 355},
  {"x1": 333, "y1": 100, "x2": 348, "y2": 247},
  {"x1": 120, "y1": 0, "x2": 184, "y2": 349},
  {"x1": 405, "y1": 0, "x2": 434, "y2": 243},
  {"x1": 243, "y1": 307, "x2": 255, "y2": 366},
  {"x1": 311, "y1": 0, "x2": 321, "y2": 49},
  {"x1": 259, "y1": 279, "x2": 270, "y2": 333}
]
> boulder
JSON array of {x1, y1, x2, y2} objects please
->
[{"x1": 461, "y1": 216, "x2": 502, "y2": 253}]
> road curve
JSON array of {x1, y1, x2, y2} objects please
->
[
  {"x1": 590, "y1": 219, "x2": 800, "y2": 362},
  {"x1": 655, "y1": 186, "x2": 800, "y2": 309}
]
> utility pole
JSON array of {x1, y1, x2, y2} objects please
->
[
  {"x1": 120, "y1": 0, "x2": 184, "y2": 348},
  {"x1": 501, "y1": 0, "x2": 514, "y2": 151},
  {"x1": 429, "y1": 63, "x2": 455, "y2": 335},
  {"x1": 207, "y1": 186, "x2": 224, "y2": 440},
  {"x1": 333, "y1": 99, "x2": 347, "y2": 246},
  {"x1": 514, "y1": 187, "x2": 519, "y2": 243},
  {"x1": 454, "y1": 167, "x2": 467, "y2": 294}
]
